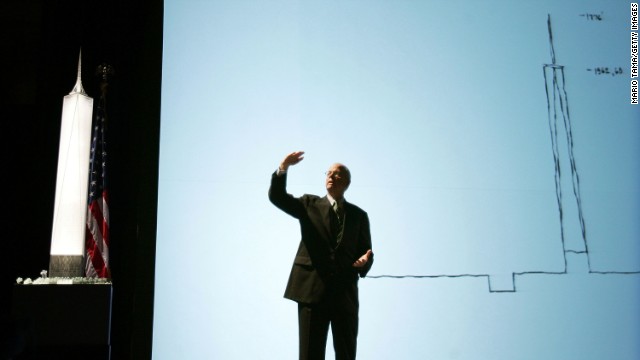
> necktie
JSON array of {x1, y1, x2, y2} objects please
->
[{"x1": 332, "y1": 201, "x2": 344, "y2": 248}]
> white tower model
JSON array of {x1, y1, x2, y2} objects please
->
[{"x1": 49, "y1": 51, "x2": 94, "y2": 277}]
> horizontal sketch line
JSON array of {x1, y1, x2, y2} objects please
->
[
  {"x1": 367, "y1": 269, "x2": 640, "y2": 293},
  {"x1": 589, "y1": 270, "x2": 640, "y2": 275},
  {"x1": 565, "y1": 250, "x2": 587, "y2": 254},
  {"x1": 368, "y1": 274, "x2": 488, "y2": 279}
]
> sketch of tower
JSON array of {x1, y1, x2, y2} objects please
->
[
  {"x1": 368, "y1": 14, "x2": 639, "y2": 293},
  {"x1": 542, "y1": 15, "x2": 589, "y2": 273}
]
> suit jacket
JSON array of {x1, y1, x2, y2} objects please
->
[{"x1": 269, "y1": 171, "x2": 373, "y2": 304}]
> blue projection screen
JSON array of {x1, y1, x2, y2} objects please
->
[{"x1": 153, "y1": 1, "x2": 640, "y2": 359}]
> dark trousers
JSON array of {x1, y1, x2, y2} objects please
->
[{"x1": 297, "y1": 284, "x2": 359, "y2": 360}]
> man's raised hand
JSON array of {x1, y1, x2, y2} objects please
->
[{"x1": 280, "y1": 151, "x2": 305, "y2": 171}]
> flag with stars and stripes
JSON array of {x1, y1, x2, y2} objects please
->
[{"x1": 85, "y1": 93, "x2": 111, "y2": 278}]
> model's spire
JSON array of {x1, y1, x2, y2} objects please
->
[{"x1": 69, "y1": 49, "x2": 86, "y2": 95}]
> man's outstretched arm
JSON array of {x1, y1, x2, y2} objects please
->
[{"x1": 269, "y1": 151, "x2": 306, "y2": 217}]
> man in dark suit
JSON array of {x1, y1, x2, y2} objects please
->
[{"x1": 269, "y1": 151, "x2": 373, "y2": 360}]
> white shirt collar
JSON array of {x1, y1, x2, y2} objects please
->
[{"x1": 327, "y1": 194, "x2": 345, "y2": 207}]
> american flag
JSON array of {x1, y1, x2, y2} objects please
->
[{"x1": 85, "y1": 93, "x2": 111, "y2": 278}]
